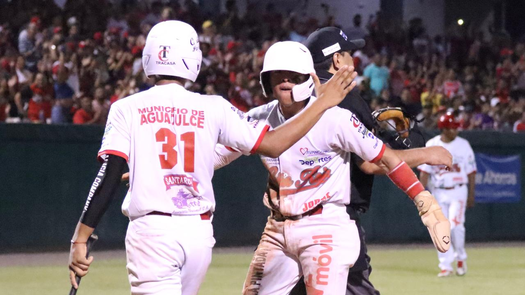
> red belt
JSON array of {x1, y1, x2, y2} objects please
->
[
  {"x1": 146, "y1": 211, "x2": 212, "y2": 220},
  {"x1": 439, "y1": 184, "x2": 465, "y2": 190},
  {"x1": 271, "y1": 205, "x2": 323, "y2": 222}
]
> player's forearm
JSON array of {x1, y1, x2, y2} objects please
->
[
  {"x1": 378, "y1": 147, "x2": 403, "y2": 172},
  {"x1": 468, "y1": 173, "x2": 476, "y2": 199},
  {"x1": 393, "y1": 146, "x2": 452, "y2": 169},
  {"x1": 392, "y1": 148, "x2": 427, "y2": 168},
  {"x1": 257, "y1": 99, "x2": 329, "y2": 158},
  {"x1": 381, "y1": 147, "x2": 426, "y2": 199},
  {"x1": 71, "y1": 222, "x2": 95, "y2": 243},
  {"x1": 78, "y1": 154, "x2": 127, "y2": 228}
]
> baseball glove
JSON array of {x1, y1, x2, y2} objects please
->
[{"x1": 372, "y1": 107, "x2": 411, "y2": 138}]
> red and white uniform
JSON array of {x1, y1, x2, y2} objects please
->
[
  {"x1": 100, "y1": 83, "x2": 268, "y2": 295},
  {"x1": 217, "y1": 98, "x2": 385, "y2": 294},
  {"x1": 418, "y1": 135, "x2": 476, "y2": 272}
]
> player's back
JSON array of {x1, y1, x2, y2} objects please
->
[{"x1": 100, "y1": 83, "x2": 267, "y2": 218}]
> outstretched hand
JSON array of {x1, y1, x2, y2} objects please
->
[{"x1": 311, "y1": 65, "x2": 357, "y2": 108}]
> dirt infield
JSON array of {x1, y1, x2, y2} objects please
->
[{"x1": 1, "y1": 242, "x2": 523, "y2": 267}]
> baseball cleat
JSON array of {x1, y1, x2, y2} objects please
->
[
  {"x1": 456, "y1": 261, "x2": 467, "y2": 276},
  {"x1": 437, "y1": 269, "x2": 453, "y2": 277}
]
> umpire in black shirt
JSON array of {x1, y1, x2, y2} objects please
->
[{"x1": 290, "y1": 27, "x2": 425, "y2": 295}]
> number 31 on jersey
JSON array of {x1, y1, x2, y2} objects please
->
[{"x1": 155, "y1": 128, "x2": 195, "y2": 172}]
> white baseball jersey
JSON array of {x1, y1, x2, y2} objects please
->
[
  {"x1": 244, "y1": 98, "x2": 385, "y2": 216},
  {"x1": 99, "y1": 83, "x2": 269, "y2": 218},
  {"x1": 418, "y1": 135, "x2": 476, "y2": 189}
]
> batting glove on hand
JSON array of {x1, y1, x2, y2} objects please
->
[{"x1": 414, "y1": 191, "x2": 451, "y2": 253}]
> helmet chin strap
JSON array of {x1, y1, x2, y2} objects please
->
[{"x1": 291, "y1": 76, "x2": 314, "y2": 102}]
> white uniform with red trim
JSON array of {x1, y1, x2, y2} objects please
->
[
  {"x1": 99, "y1": 83, "x2": 269, "y2": 295},
  {"x1": 418, "y1": 135, "x2": 476, "y2": 272},
  {"x1": 231, "y1": 98, "x2": 385, "y2": 295}
]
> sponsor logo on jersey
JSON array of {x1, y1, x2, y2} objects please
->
[
  {"x1": 299, "y1": 156, "x2": 332, "y2": 166},
  {"x1": 351, "y1": 113, "x2": 361, "y2": 128},
  {"x1": 164, "y1": 174, "x2": 200, "y2": 192},
  {"x1": 302, "y1": 192, "x2": 332, "y2": 212},
  {"x1": 304, "y1": 234, "x2": 333, "y2": 290},
  {"x1": 272, "y1": 165, "x2": 332, "y2": 196},
  {"x1": 299, "y1": 148, "x2": 329, "y2": 156},
  {"x1": 171, "y1": 188, "x2": 204, "y2": 211},
  {"x1": 138, "y1": 106, "x2": 205, "y2": 127}
]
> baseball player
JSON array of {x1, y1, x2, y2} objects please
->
[
  {"x1": 290, "y1": 26, "x2": 434, "y2": 295},
  {"x1": 214, "y1": 41, "x2": 451, "y2": 294},
  {"x1": 418, "y1": 112, "x2": 477, "y2": 277},
  {"x1": 67, "y1": 21, "x2": 358, "y2": 295}
]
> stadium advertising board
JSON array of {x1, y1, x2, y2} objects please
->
[{"x1": 474, "y1": 153, "x2": 521, "y2": 203}]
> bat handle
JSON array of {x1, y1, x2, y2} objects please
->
[{"x1": 69, "y1": 234, "x2": 98, "y2": 295}]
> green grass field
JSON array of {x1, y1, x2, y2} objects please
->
[{"x1": 1, "y1": 245, "x2": 524, "y2": 295}]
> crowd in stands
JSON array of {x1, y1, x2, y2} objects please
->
[{"x1": 1, "y1": 0, "x2": 524, "y2": 132}]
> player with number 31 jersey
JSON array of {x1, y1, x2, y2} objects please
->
[{"x1": 100, "y1": 84, "x2": 269, "y2": 218}]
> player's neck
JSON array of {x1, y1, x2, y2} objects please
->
[
  {"x1": 156, "y1": 79, "x2": 185, "y2": 87},
  {"x1": 279, "y1": 101, "x2": 307, "y2": 120},
  {"x1": 440, "y1": 134, "x2": 456, "y2": 143},
  {"x1": 155, "y1": 76, "x2": 187, "y2": 87}
]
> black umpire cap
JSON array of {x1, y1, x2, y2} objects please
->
[{"x1": 304, "y1": 27, "x2": 365, "y2": 63}]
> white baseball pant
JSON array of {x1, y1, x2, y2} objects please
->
[
  {"x1": 125, "y1": 214, "x2": 215, "y2": 295},
  {"x1": 243, "y1": 203, "x2": 360, "y2": 295},
  {"x1": 434, "y1": 185, "x2": 468, "y2": 271}
]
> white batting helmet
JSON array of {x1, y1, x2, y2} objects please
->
[
  {"x1": 142, "y1": 20, "x2": 202, "y2": 82},
  {"x1": 260, "y1": 41, "x2": 315, "y2": 102}
]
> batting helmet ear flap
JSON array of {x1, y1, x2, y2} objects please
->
[{"x1": 260, "y1": 71, "x2": 272, "y2": 97}]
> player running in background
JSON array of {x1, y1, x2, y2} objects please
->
[
  {"x1": 67, "y1": 20, "x2": 358, "y2": 295},
  {"x1": 214, "y1": 41, "x2": 451, "y2": 294},
  {"x1": 419, "y1": 112, "x2": 477, "y2": 277}
]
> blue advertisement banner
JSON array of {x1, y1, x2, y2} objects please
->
[{"x1": 475, "y1": 153, "x2": 521, "y2": 203}]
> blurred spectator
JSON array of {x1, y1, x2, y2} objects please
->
[
  {"x1": 27, "y1": 72, "x2": 53, "y2": 123},
  {"x1": 344, "y1": 14, "x2": 368, "y2": 40},
  {"x1": 472, "y1": 102, "x2": 495, "y2": 130},
  {"x1": 0, "y1": 77, "x2": 10, "y2": 122},
  {"x1": 51, "y1": 56, "x2": 75, "y2": 123},
  {"x1": 73, "y1": 95, "x2": 95, "y2": 124},
  {"x1": 513, "y1": 111, "x2": 525, "y2": 132},
  {"x1": 91, "y1": 86, "x2": 109, "y2": 125},
  {"x1": 380, "y1": 88, "x2": 401, "y2": 107},
  {"x1": 420, "y1": 80, "x2": 443, "y2": 114},
  {"x1": 417, "y1": 104, "x2": 436, "y2": 130},
  {"x1": 399, "y1": 88, "x2": 420, "y2": 117},
  {"x1": 18, "y1": 22, "x2": 40, "y2": 71},
  {"x1": 442, "y1": 69, "x2": 464, "y2": 99},
  {"x1": 364, "y1": 53, "x2": 389, "y2": 96}
]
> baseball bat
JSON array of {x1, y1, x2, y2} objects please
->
[{"x1": 69, "y1": 234, "x2": 98, "y2": 295}]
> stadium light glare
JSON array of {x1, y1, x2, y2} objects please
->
[{"x1": 458, "y1": 19, "x2": 464, "y2": 26}]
